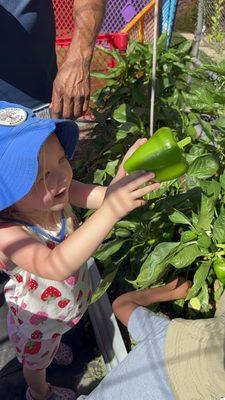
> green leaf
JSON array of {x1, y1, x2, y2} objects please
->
[
  {"x1": 116, "y1": 220, "x2": 139, "y2": 231},
  {"x1": 178, "y1": 40, "x2": 193, "y2": 54},
  {"x1": 169, "y1": 210, "x2": 191, "y2": 225},
  {"x1": 213, "y1": 207, "x2": 225, "y2": 244},
  {"x1": 186, "y1": 261, "x2": 211, "y2": 300},
  {"x1": 188, "y1": 154, "x2": 219, "y2": 179},
  {"x1": 105, "y1": 159, "x2": 119, "y2": 177},
  {"x1": 197, "y1": 194, "x2": 215, "y2": 231},
  {"x1": 116, "y1": 130, "x2": 128, "y2": 141},
  {"x1": 93, "y1": 169, "x2": 107, "y2": 185},
  {"x1": 189, "y1": 297, "x2": 201, "y2": 311},
  {"x1": 170, "y1": 243, "x2": 202, "y2": 269},
  {"x1": 181, "y1": 230, "x2": 197, "y2": 243},
  {"x1": 215, "y1": 117, "x2": 225, "y2": 132},
  {"x1": 199, "y1": 179, "x2": 221, "y2": 201},
  {"x1": 198, "y1": 282, "x2": 211, "y2": 313},
  {"x1": 94, "y1": 239, "x2": 127, "y2": 261},
  {"x1": 220, "y1": 171, "x2": 225, "y2": 191},
  {"x1": 113, "y1": 104, "x2": 128, "y2": 123},
  {"x1": 91, "y1": 253, "x2": 127, "y2": 303},
  {"x1": 197, "y1": 232, "x2": 211, "y2": 250},
  {"x1": 91, "y1": 268, "x2": 119, "y2": 303},
  {"x1": 130, "y1": 242, "x2": 179, "y2": 287},
  {"x1": 198, "y1": 119, "x2": 214, "y2": 141}
]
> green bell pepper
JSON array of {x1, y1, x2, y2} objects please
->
[
  {"x1": 213, "y1": 257, "x2": 225, "y2": 285},
  {"x1": 124, "y1": 127, "x2": 189, "y2": 182}
]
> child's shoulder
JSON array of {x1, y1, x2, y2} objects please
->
[{"x1": 0, "y1": 221, "x2": 44, "y2": 256}]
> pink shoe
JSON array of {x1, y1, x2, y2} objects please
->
[
  {"x1": 53, "y1": 342, "x2": 73, "y2": 366},
  {"x1": 26, "y1": 384, "x2": 77, "y2": 400}
]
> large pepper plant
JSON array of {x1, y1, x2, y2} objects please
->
[{"x1": 74, "y1": 33, "x2": 225, "y2": 318}]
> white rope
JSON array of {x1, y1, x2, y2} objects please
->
[{"x1": 150, "y1": 0, "x2": 159, "y2": 136}]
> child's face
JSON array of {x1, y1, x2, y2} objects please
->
[{"x1": 16, "y1": 134, "x2": 73, "y2": 213}]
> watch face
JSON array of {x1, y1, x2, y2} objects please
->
[{"x1": 0, "y1": 108, "x2": 27, "y2": 126}]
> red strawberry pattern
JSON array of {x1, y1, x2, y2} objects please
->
[
  {"x1": 24, "y1": 340, "x2": 42, "y2": 355},
  {"x1": 29, "y1": 312, "x2": 48, "y2": 325},
  {"x1": 58, "y1": 298, "x2": 71, "y2": 308},
  {"x1": 10, "y1": 306, "x2": 17, "y2": 316},
  {"x1": 15, "y1": 273, "x2": 23, "y2": 283},
  {"x1": 51, "y1": 333, "x2": 61, "y2": 342},
  {"x1": 68, "y1": 315, "x2": 82, "y2": 328},
  {"x1": 21, "y1": 301, "x2": 27, "y2": 310},
  {"x1": 5, "y1": 217, "x2": 92, "y2": 345},
  {"x1": 16, "y1": 347, "x2": 21, "y2": 353},
  {"x1": 41, "y1": 286, "x2": 62, "y2": 302},
  {"x1": 28, "y1": 279, "x2": 38, "y2": 292},
  {"x1": 47, "y1": 241, "x2": 56, "y2": 249},
  {"x1": 31, "y1": 330, "x2": 43, "y2": 340},
  {"x1": 65, "y1": 271, "x2": 79, "y2": 286}
]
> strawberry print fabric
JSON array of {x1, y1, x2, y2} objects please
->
[{"x1": 2, "y1": 209, "x2": 92, "y2": 367}]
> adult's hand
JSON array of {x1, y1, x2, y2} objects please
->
[
  {"x1": 51, "y1": 0, "x2": 106, "y2": 120},
  {"x1": 51, "y1": 56, "x2": 90, "y2": 120}
]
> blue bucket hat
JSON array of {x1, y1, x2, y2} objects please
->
[{"x1": 0, "y1": 101, "x2": 79, "y2": 211}]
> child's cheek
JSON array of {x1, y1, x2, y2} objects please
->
[{"x1": 42, "y1": 191, "x2": 53, "y2": 206}]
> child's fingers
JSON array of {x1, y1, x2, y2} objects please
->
[
  {"x1": 131, "y1": 182, "x2": 160, "y2": 199},
  {"x1": 121, "y1": 138, "x2": 147, "y2": 164},
  {"x1": 125, "y1": 171, "x2": 155, "y2": 191},
  {"x1": 134, "y1": 198, "x2": 147, "y2": 208}
]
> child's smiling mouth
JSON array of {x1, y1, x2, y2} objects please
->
[{"x1": 54, "y1": 188, "x2": 68, "y2": 199}]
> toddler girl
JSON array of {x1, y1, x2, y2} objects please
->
[{"x1": 0, "y1": 101, "x2": 160, "y2": 400}]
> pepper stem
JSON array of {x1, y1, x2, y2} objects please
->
[{"x1": 177, "y1": 137, "x2": 191, "y2": 149}]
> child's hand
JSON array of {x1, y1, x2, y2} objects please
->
[
  {"x1": 102, "y1": 170, "x2": 160, "y2": 221},
  {"x1": 112, "y1": 138, "x2": 147, "y2": 184}
]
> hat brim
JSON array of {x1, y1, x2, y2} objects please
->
[
  {"x1": 0, "y1": 118, "x2": 79, "y2": 211},
  {"x1": 165, "y1": 318, "x2": 225, "y2": 399}
]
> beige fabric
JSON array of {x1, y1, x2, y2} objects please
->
[{"x1": 165, "y1": 299, "x2": 225, "y2": 400}]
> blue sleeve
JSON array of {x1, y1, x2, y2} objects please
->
[{"x1": 127, "y1": 306, "x2": 170, "y2": 343}]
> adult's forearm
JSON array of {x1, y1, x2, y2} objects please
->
[{"x1": 67, "y1": 0, "x2": 106, "y2": 62}]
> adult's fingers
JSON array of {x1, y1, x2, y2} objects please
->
[
  {"x1": 51, "y1": 88, "x2": 63, "y2": 119},
  {"x1": 73, "y1": 95, "x2": 85, "y2": 120}
]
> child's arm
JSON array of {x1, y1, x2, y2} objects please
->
[
  {"x1": 69, "y1": 180, "x2": 107, "y2": 209},
  {"x1": 0, "y1": 140, "x2": 159, "y2": 281},
  {"x1": 69, "y1": 138, "x2": 150, "y2": 210}
]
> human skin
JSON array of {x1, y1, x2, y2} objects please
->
[
  {"x1": 0, "y1": 137, "x2": 160, "y2": 281},
  {"x1": 112, "y1": 277, "x2": 191, "y2": 327},
  {"x1": 51, "y1": 0, "x2": 106, "y2": 119}
]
